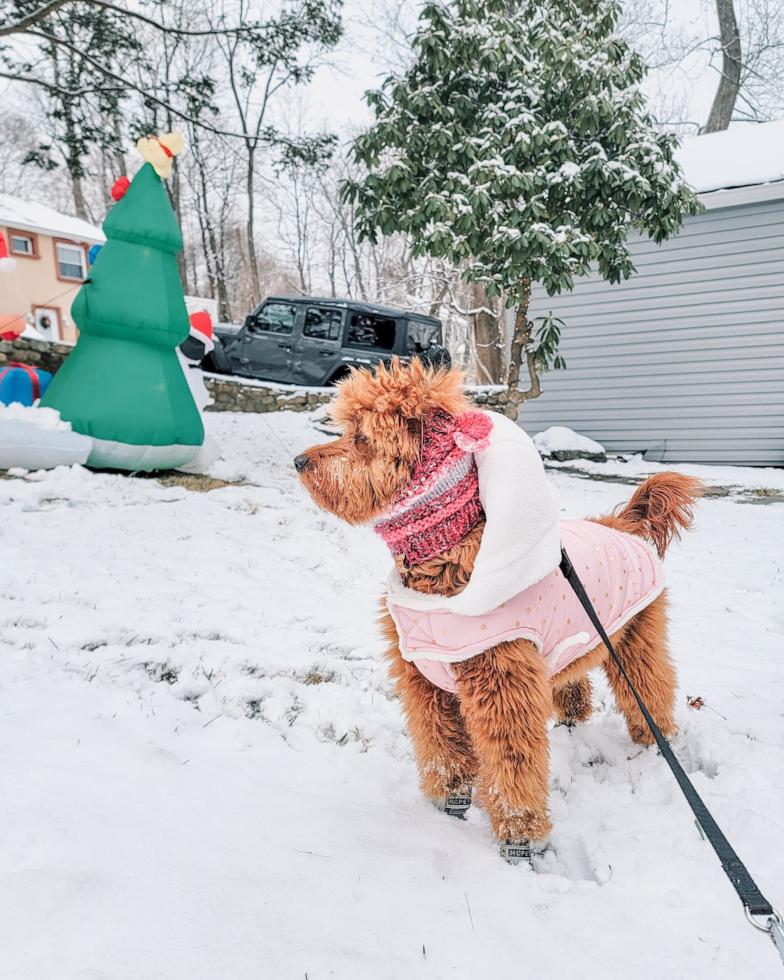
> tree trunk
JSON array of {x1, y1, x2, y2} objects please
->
[
  {"x1": 246, "y1": 146, "x2": 261, "y2": 305},
  {"x1": 111, "y1": 108, "x2": 126, "y2": 176},
  {"x1": 166, "y1": 160, "x2": 189, "y2": 293},
  {"x1": 62, "y1": 102, "x2": 88, "y2": 221},
  {"x1": 705, "y1": 0, "x2": 742, "y2": 133},
  {"x1": 71, "y1": 172, "x2": 88, "y2": 221},
  {"x1": 506, "y1": 278, "x2": 541, "y2": 418},
  {"x1": 471, "y1": 279, "x2": 503, "y2": 383}
]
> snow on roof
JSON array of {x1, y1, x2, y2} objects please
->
[
  {"x1": 675, "y1": 119, "x2": 784, "y2": 194},
  {"x1": 0, "y1": 194, "x2": 105, "y2": 245}
]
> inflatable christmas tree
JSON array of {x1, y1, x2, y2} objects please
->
[{"x1": 41, "y1": 133, "x2": 204, "y2": 470}]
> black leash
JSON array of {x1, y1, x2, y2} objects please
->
[{"x1": 559, "y1": 546, "x2": 784, "y2": 962}]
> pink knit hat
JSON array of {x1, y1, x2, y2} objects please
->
[{"x1": 372, "y1": 409, "x2": 493, "y2": 566}]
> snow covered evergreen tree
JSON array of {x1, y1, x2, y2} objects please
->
[{"x1": 344, "y1": 0, "x2": 701, "y2": 408}]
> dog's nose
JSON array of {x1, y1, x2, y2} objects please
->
[{"x1": 293, "y1": 453, "x2": 310, "y2": 473}]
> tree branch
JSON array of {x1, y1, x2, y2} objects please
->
[
  {"x1": 0, "y1": 0, "x2": 70, "y2": 36},
  {"x1": 0, "y1": 68, "x2": 122, "y2": 98},
  {"x1": 20, "y1": 27, "x2": 309, "y2": 145},
  {"x1": 0, "y1": 0, "x2": 264, "y2": 39}
]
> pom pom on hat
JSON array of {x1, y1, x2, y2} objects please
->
[{"x1": 454, "y1": 410, "x2": 493, "y2": 452}]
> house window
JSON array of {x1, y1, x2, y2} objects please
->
[
  {"x1": 9, "y1": 229, "x2": 38, "y2": 257},
  {"x1": 55, "y1": 241, "x2": 86, "y2": 281}
]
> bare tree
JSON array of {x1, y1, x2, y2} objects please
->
[
  {"x1": 622, "y1": 0, "x2": 784, "y2": 132},
  {"x1": 210, "y1": 0, "x2": 341, "y2": 304},
  {"x1": 705, "y1": 0, "x2": 743, "y2": 132}
]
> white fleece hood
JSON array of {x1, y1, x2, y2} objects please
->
[{"x1": 385, "y1": 412, "x2": 562, "y2": 616}]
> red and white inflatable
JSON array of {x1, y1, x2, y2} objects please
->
[
  {"x1": 176, "y1": 311, "x2": 220, "y2": 474},
  {"x1": 0, "y1": 231, "x2": 17, "y2": 273}
]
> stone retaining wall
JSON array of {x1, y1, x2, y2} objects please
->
[
  {"x1": 204, "y1": 375, "x2": 335, "y2": 414},
  {"x1": 1, "y1": 337, "x2": 515, "y2": 416},
  {"x1": 0, "y1": 337, "x2": 73, "y2": 376},
  {"x1": 205, "y1": 376, "x2": 512, "y2": 416}
]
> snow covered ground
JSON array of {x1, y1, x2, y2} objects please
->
[{"x1": 1, "y1": 409, "x2": 782, "y2": 980}]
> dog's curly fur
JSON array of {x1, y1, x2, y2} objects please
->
[{"x1": 297, "y1": 360, "x2": 704, "y2": 848}]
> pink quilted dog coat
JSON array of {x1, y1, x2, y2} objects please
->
[{"x1": 389, "y1": 520, "x2": 663, "y2": 694}]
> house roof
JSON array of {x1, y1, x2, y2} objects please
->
[
  {"x1": 675, "y1": 119, "x2": 784, "y2": 195},
  {"x1": 0, "y1": 194, "x2": 105, "y2": 245}
]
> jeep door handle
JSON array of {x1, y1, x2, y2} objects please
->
[
  {"x1": 278, "y1": 344, "x2": 292, "y2": 352},
  {"x1": 319, "y1": 350, "x2": 334, "y2": 357}
]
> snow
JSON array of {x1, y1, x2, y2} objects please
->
[
  {"x1": 0, "y1": 402, "x2": 72, "y2": 431},
  {"x1": 534, "y1": 425, "x2": 606, "y2": 457},
  {"x1": 1, "y1": 409, "x2": 782, "y2": 979},
  {"x1": 675, "y1": 119, "x2": 784, "y2": 194},
  {"x1": 0, "y1": 193, "x2": 105, "y2": 245},
  {"x1": 544, "y1": 450, "x2": 784, "y2": 494}
]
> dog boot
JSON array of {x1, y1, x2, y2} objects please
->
[
  {"x1": 438, "y1": 787, "x2": 472, "y2": 820},
  {"x1": 500, "y1": 840, "x2": 533, "y2": 866}
]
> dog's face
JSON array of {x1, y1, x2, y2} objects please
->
[{"x1": 295, "y1": 359, "x2": 470, "y2": 525}]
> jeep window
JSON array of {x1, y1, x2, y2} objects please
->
[
  {"x1": 407, "y1": 320, "x2": 442, "y2": 353},
  {"x1": 347, "y1": 312, "x2": 396, "y2": 350},
  {"x1": 256, "y1": 302, "x2": 297, "y2": 335},
  {"x1": 303, "y1": 306, "x2": 343, "y2": 341}
]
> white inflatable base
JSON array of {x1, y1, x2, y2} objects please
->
[
  {"x1": 0, "y1": 419, "x2": 92, "y2": 470},
  {"x1": 87, "y1": 436, "x2": 201, "y2": 472},
  {"x1": 175, "y1": 435, "x2": 221, "y2": 475}
]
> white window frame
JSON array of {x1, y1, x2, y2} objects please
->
[
  {"x1": 10, "y1": 232, "x2": 36, "y2": 256},
  {"x1": 55, "y1": 239, "x2": 87, "y2": 281}
]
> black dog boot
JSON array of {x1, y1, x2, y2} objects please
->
[
  {"x1": 500, "y1": 840, "x2": 533, "y2": 866},
  {"x1": 439, "y1": 787, "x2": 472, "y2": 820}
]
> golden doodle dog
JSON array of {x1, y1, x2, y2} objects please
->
[{"x1": 295, "y1": 359, "x2": 703, "y2": 860}]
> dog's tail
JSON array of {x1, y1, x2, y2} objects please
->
[{"x1": 605, "y1": 472, "x2": 705, "y2": 558}]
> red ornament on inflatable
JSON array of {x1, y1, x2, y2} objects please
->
[{"x1": 111, "y1": 176, "x2": 131, "y2": 201}]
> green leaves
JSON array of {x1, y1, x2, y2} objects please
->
[{"x1": 533, "y1": 312, "x2": 566, "y2": 373}]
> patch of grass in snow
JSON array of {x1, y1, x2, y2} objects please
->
[
  {"x1": 141, "y1": 661, "x2": 180, "y2": 685},
  {"x1": 317, "y1": 723, "x2": 371, "y2": 752},
  {"x1": 157, "y1": 473, "x2": 238, "y2": 492},
  {"x1": 300, "y1": 667, "x2": 337, "y2": 686},
  {"x1": 244, "y1": 697, "x2": 266, "y2": 720}
]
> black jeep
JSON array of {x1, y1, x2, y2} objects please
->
[{"x1": 205, "y1": 296, "x2": 443, "y2": 386}]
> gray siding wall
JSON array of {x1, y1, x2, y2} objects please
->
[{"x1": 517, "y1": 196, "x2": 784, "y2": 465}]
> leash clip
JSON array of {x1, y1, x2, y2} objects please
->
[{"x1": 745, "y1": 907, "x2": 784, "y2": 964}]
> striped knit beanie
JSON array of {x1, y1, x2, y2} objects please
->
[{"x1": 372, "y1": 409, "x2": 493, "y2": 566}]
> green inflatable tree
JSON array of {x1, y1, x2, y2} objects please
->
[{"x1": 42, "y1": 133, "x2": 204, "y2": 470}]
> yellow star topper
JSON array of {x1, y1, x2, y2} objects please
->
[{"x1": 136, "y1": 131, "x2": 184, "y2": 179}]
